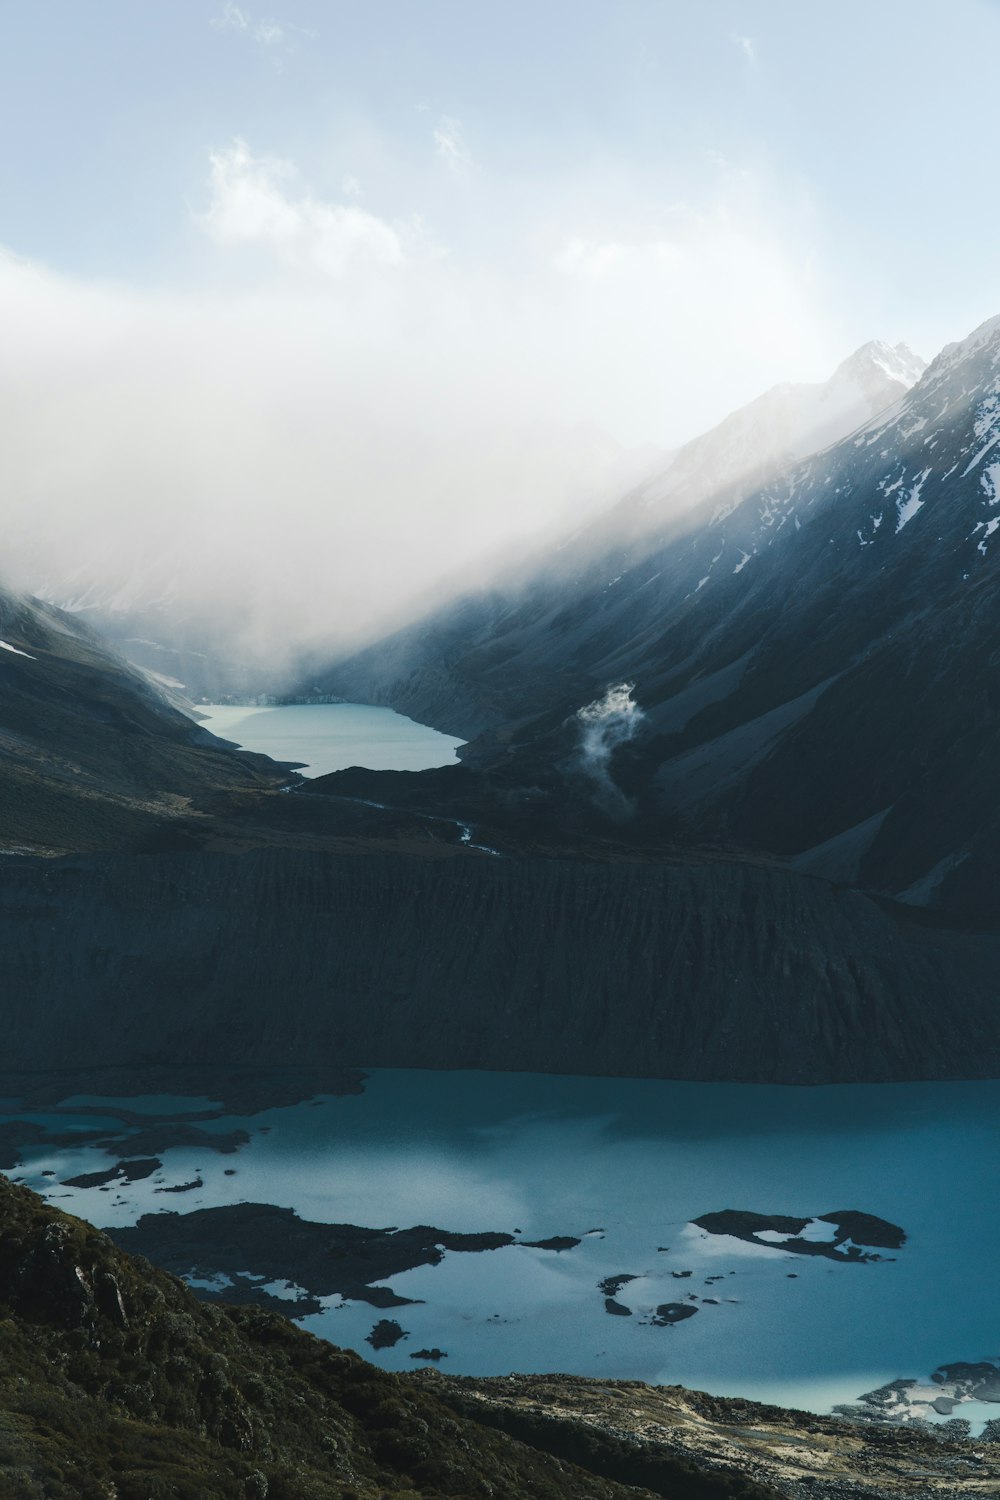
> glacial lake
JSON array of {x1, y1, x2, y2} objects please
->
[
  {"x1": 197, "y1": 702, "x2": 464, "y2": 776},
  {"x1": 6, "y1": 1070, "x2": 1000, "y2": 1431}
]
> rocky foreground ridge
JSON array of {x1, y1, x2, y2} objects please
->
[{"x1": 2, "y1": 1174, "x2": 996, "y2": 1500}]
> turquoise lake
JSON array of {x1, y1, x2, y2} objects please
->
[
  {"x1": 7, "y1": 1069, "x2": 1000, "y2": 1429},
  {"x1": 197, "y1": 702, "x2": 464, "y2": 775}
]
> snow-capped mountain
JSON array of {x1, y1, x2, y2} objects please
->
[
  {"x1": 313, "y1": 314, "x2": 1000, "y2": 918},
  {"x1": 635, "y1": 338, "x2": 925, "y2": 525},
  {"x1": 313, "y1": 337, "x2": 926, "y2": 735}
]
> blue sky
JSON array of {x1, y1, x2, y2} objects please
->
[
  {"x1": 2, "y1": 2, "x2": 999, "y2": 648},
  {"x1": 4, "y1": 1, "x2": 998, "y2": 362}
]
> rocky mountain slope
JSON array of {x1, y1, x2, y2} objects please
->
[
  {"x1": 440, "y1": 1373, "x2": 1000, "y2": 1499},
  {"x1": 1, "y1": 1174, "x2": 994, "y2": 1500},
  {"x1": 0, "y1": 582, "x2": 283, "y2": 854},
  {"x1": 308, "y1": 316, "x2": 1000, "y2": 920},
  {"x1": 310, "y1": 340, "x2": 924, "y2": 738}
]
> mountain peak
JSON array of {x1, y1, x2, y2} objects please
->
[
  {"x1": 830, "y1": 339, "x2": 926, "y2": 398},
  {"x1": 929, "y1": 312, "x2": 1000, "y2": 377}
]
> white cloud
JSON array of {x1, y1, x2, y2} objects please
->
[
  {"x1": 547, "y1": 203, "x2": 814, "y2": 380},
  {"x1": 200, "y1": 139, "x2": 405, "y2": 276},
  {"x1": 211, "y1": 2, "x2": 310, "y2": 67},
  {"x1": 732, "y1": 33, "x2": 757, "y2": 64},
  {"x1": 433, "y1": 116, "x2": 474, "y2": 176},
  {"x1": 552, "y1": 235, "x2": 681, "y2": 280},
  {"x1": 0, "y1": 245, "x2": 647, "y2": 673},
  {"x1": 0, "y1": 137, "x2": 836, "y2": 677},
  {"x1": 211, "y1": 0, "x2": 250, "y2": 31}
]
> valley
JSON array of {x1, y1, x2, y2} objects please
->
[
  {"x1": 4, "y1": 306, "x2": 1000, "y2": 1496},
  {"x1": 7, "y1": 14, "x2": 1000, "y2": 1494}
]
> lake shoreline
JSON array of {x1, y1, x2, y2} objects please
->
[{"x1": 3, "y1": 1068, "x2": 999, "y2": 1430}]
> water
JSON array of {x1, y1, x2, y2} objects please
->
[
  {"x1": 197, "y1": 702, "x2": 464, "y2": 776},
  {"x1": 7, "y1": 1069, "x2": 1000, "y2": 1427}
]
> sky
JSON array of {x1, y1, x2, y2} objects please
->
[{"x1": 2, "y1": 0, "x2": 999, "y2": 660}]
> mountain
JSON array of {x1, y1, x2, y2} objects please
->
[
  {"x1": 0, "y1": 580, "x2": 283, "y2": 854},
  {"x1": 309, "y1": 339, "x2": 925, "y2": 738},
  {"x1": 306, "y1": 318, "x2": 1000, "y2": 919},
  {"x1": 6, "y1": 325, "x2": 1000, "y2": 1091},
  {"x1": 2, "y1": 1172, "x2": 991, "y2": 1499},
  {"x1": 620, "y1": 338, "x2": 925, "y2": 531}
]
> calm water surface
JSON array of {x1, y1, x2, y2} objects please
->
[
  {"x1": 9, "y1": 1069, "x2": 1000, "y2": 1425},
  {"x1": 197, "y1": 702, "x2": 464, "y2": 775}
]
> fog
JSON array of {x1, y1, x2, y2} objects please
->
[
  {"x1": 575, "y1": 683, "x2": 645, "y2": 817},
  {"x1": 0, "y1": 138, "x2": 835, "y2": 679}
]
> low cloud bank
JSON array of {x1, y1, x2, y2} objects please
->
[{"x1": 0, "y1": 135, "x2": 832, "y2": 683}]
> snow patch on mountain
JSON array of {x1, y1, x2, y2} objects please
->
[
  {"x1": 974, "y1": 518, "x2": 1000, "y2": 555},
  {"x1": 895, "y1": 470, "x2": 931, "y2": 532},
  {"x1": 636, "y1": 340, "x2": 924, "y2": 536},
  {"x1": 929, "y1": 313, "x2": 1000, "y2": 379}
]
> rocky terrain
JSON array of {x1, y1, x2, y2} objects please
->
[
  {"x1": 0, "y1": 582, "x2": 284, "y2": 856},
  {"x1": 2, "y1": 1174, "x2": 994, "y2": 1500},
  {"x1": 435, "y1": 1373, "x2": 1000, "y2": 1499}
]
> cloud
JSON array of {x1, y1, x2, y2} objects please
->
[
  {"x1": 200, "y1": 139, "x2": 405, "y2": 276},
  {"x1": 211, "y1": 2, "x2": 311, "y2": 67},
  {"x1": 0, "y1": 244, "x2": 646, "y2": 678},
  {"x1": 552, "y1": 236, "x2": 681, "y2": 280},
  {"x1": 211, "y1": 0, "x2": 251, "y2": 31},
  {"x1": 731, "y1": 33, "x2": 757, "y2": 64},
  {"x1": 574, "y1": 683, "x2": 645, "y2": 816},
  {"x1": 0, "y1": 135, "x2": 836, "y2": 683},
  {"x1": 433, "y1": 116, "x2": 474, "y2": 176},
  {"x1": 545, "y1": 198, "x2": 821, "y2": 390}
]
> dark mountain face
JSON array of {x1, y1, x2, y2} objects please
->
[
  {"x1": 307, "y1": 316, "x2": 1000, "y2": 918},
  {"x1": 0, "y1": 583, "x2": 283, "y2": 854}
]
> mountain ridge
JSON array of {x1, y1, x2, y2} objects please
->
[
  {"x1": 306, "y1": 335, "x2": 926, "y2": 740},
  {"x1": 303, "y1": 314, "x2": 1000, "y2": 918}
]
